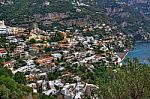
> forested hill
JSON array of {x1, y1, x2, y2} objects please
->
[
  {"x1": 0, "y1": 0, "x2": 110, "y2": 25},
  {"x1": 0, "y1": 0, "x2": 150, "y2": 35},
  {"x1": 100, "y1": 0, "x2": 150, "y2": 38}
]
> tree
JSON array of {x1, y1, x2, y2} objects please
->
[
  {"x1": 0, "y1": 37, "x2": 7, "y2": 47},
  {"x1": 14, "y1": 72, "x2": 27, "y2": 84},
  {"x1": 48, "y1": 71, "x2": 61, "y2": 81},
  {"x1": 0, "y1": 68, "x2": 32, "y2": 98},
  {"x1": 39, "y1": 94, "x2": 55, "y2": 99},
  {"x1": 29, "y1": 38, "x2": 36, "y2": 44},
  {"x1": 78, "y1": 41, "x2": 84, "y2": 48},
  {"x1": 97, "y1": 59, "x2": 150, "y2": 99},
  {"x1": 0, "y1": 68, "x2": 13, "y2": 78},
  {"x1": 50, "y1": 32, "x2": 64, "y2": 42},
  {"x1": 0, "y1": 76, "x2": 17, "y2": 91},
  {"x1": 0, "y1": 84, "x2": 10, "y2": 99}
]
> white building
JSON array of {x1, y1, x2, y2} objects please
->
[{"x1": 0, "y1": 21, "x2": 8, "y2": 34}]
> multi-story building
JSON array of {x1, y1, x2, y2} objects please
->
[{"x1": 0, "y1": 21, "x2": 8, "y2": 34}]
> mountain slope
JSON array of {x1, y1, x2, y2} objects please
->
[
  {"x1": 0, "y1": 0, "x2": 149, "y2": 36},
  {"x1": 0, "y1": 0, "x2": 110, "y2": 26}
]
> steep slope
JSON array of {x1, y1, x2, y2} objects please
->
[
  {"x1": 0, "y1": 0, "x2": 149, "y2": 37},
  {"x1": 98, "y1": 0, "x2": 150, "y2": 36},
  {"x1": 0, "y1": 0, "x2": 110, "y2": 26}
]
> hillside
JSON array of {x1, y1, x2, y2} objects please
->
[
  {"x1": 0, "y1": 0, "x2": 149, "y2": 37},
  {"x1": 1, "y1": 1, "x2": 150, "y2": 99},
  {"x1": 0, "y1": 0, "x2": 110, "y2": 27}
]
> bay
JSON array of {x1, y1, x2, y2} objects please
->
[{"x1": 126, "y1": 42, "x2": 150, "y2": 64}]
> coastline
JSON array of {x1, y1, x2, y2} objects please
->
[
  {"x1": 121, "y1": 51, "x2": 129, "y2": 62},
  {"x1": 125, "y1": 41, "x2": 150, "y2": 64},
  {"x1": 121, "y1": 41, "x2": 148, "y2": 62},
  {"x1": 118, "y1": 49, "x2": 129, "y2": 62}
]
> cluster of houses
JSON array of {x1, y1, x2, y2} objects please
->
[
  {"x1": 0, "y1": 20, "x2": 130, "y2": 98},
  {"x1": 0, "y1": 20, "x2": 25, "y2": 35},
  {"x1": 28, "y1": 79, "x2": 99, "y2": 98}
]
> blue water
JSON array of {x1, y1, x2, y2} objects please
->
[{"x1": 126, "y1": 42, "x2": 150, "y2": 64}]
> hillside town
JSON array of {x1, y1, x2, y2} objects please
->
[
  {"x1": 0, "y1": 0, "x2": 150, "y2": 98},
  {"x1": 0, "y1": 19, "x2": 132, "y2": 98}
]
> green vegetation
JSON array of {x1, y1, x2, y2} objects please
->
[
  {"x1": 96, "y1": 59, "x2": 150, "y2": 99},
  {"x1": 14, "y1": 72, "x2": 27, "y2": 84},
  {"x1": 0, "y1": 0, "x2": 110, "y2": 27},
  {"x1": 58, "y1": 58, "x2": 150, "y2": 98},
  {"x1": 0, "y1": 67, "x2": 32, "y2": 99},
  {"x1": 39, "y1": 94, "x2": 56, "y2": 99},
  {"x1": 0, "y1": 37, "x2": 7, "y2": 47},
  {"x1": 0, "y1": 0, "x2": 150, "y2": 98},
  {"x1": 0, "y1": 68, "x2": 13, "y2": 78},
  {"x1": 0, "y1": 76, "x2": 17, "y2": 91},
  {"x1": 29, "y1": 38, "x2": 36, "y2": 44},
  {"x1": 48, "y1": 70, "x2": 61, "y2": 80},
  {"x1": 50, "y1": 32, "x2": 64, "y2": 42},
  {"x1": 0, "y1": 0, "x2": 74, "y2": 24}
]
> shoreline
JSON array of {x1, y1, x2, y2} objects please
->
[
  {"x1": 120, "y1": 41, "x2": 150, "y2": 63},
  {"x1": 124, "y1": 42, "x2": 150, "y2": 64},
  {"x1": 117, "y1": 49, "x2": 129, "y2": 62},
  {"x1": 121, "y1": 51, "x2": 129, "y2": 62}
]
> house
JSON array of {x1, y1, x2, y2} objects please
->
[
  {"x1": 32, "y1": 79, "x2": 64, "y2": 96},
  {"x1": 8, "y1": 27, "x2": 26, "y2": 35},
  {"x1": 61, "y1": 83, "x2": 99, "y2": 99},
  {"x1": 0, "y1": 21, "x2": 8, "y2": 35},
  {"x1": 26, "y1": 60, "x2": 35, "y2": 66},
  {"x1": 37, "y1": 72, "x2": 47, "y2": 79},
  {"x1": 43, "y1": 1, "x2": 50, "y2": 6},
  {"x1": 13, "y1": 46, "x2": 24, "y2": 54},
  {"x1": 12, "y1": 64, "x2": 36, "y2": 74},
  {"x1": 29, "y1": 46, "x2": 40, "y2": 55},
  {"x1": 73, "y1": 76, "x2": 81, "y2": 82},
  {"x1": 51, "y1": 53, "x2": 62, "y2": 60},
  {"x1": 27, "y1": 83, "x2": 37, "y2": 93},
  {"x1": 3, "y1": 60, "x2": 16, "y2": 70},
  {"x1": 43, "y1": 89, "x2": 56, "y2": 96},
  {"x1": 36, "y1": 57, "x2": 55, "y2": 68},
  {"x1": 29, "y1": 32, "x2": 49, "y2": 42},
  {"x1": 6, "y1": 36, "x2": 18, "y2": 43},
  {"x1": 0, "y1": 48, "x2": 7, "y2": 58},
  {"x1": 100, "y1": 45, "x2": 109, "y2": 52},
  {"x1": 13, "y1": 46, "x2": 26, "y2": 58},
  {"x1": 86, "y1": 36, "x2": 94, "y2": 43},
  {"x1": 26, "y1": 73, "x2": 38, "y2": 81}
]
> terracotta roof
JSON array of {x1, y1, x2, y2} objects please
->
[
  {"x1": 0, "y1": 48, "x2": 7, "y2": 53},
  {"x1": 37, "y1": 57, "x2": 54, "y2": 64},
  {"x1": 3, "y1": 61, "x2": 11, "y2": 65}
]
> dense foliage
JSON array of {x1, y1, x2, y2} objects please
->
[
  {"x1": 50, "y1": 32, "x2": 64, "y2": 42},
  {"x1": 0, "y1": 67, "x2": 32, "y2": 99},
  {"x1": 0, "y1": 0, "x2": 109, "y2": 25},
  {"x1": 0, "y1": 0, "x2": 74, "y2": 23},
  {"x1": 91, "y1": 59, "x2": 150, "y2": 99},
  {"x1": 14, "y1": 72, "x2": 27, "y2": 84}
]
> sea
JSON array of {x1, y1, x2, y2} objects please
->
[{"x1": 126, "y1": 42, "x2": 150, "y2": 64}]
